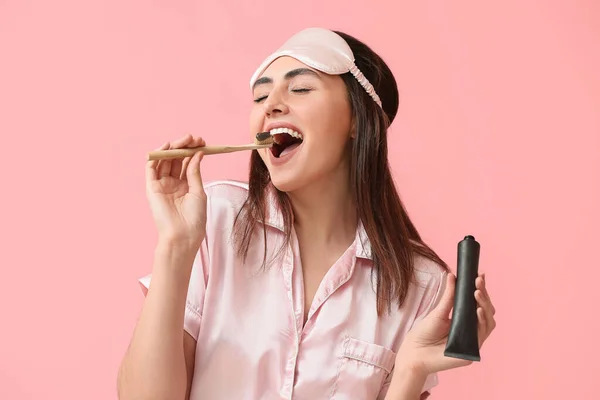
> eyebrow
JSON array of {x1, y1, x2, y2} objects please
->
[{"x1": 252, "y1": 68, "x2": 321, "y2": 90}]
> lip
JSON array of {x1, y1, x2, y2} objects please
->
[
  {"x1": 263, "y1": 121, "x2": 304, "y2": 166},
  {"x1": 268, "y1": 139, "x2": 303, "y2": 166},
  {"x1": 262, "y1": 121, "x2": 303, "y2": 166}
]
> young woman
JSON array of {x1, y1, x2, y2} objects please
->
[{"x1": 117, "y1": 28, "x2": 496, "y2": 400}]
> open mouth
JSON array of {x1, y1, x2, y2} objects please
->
[{"x1": 270, "y1": 127, "x2": 304, "y2": 158}]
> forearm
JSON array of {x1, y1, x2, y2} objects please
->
[
  {"x1": 384, "y1": 365, "x2": 428, "y2": 400},
  {"x1": 118, "y1": 241, "x2": 197, "y2": 400}
]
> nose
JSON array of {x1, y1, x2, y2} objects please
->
[{"x1": 262, "y1": 91, "x2": 289, "y2": 117}]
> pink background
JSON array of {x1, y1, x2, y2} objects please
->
[{"x1": 1, "y1": 1, "x2": 598, "y2": 399}]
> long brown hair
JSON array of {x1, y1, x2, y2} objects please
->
[{"x1": 233, "y1": 30, "x2": 448, "y2": 315}]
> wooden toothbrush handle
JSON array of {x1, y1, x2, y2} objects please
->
[{"x1": 147, "y1": 144, "x2": 271, "y2": 161}]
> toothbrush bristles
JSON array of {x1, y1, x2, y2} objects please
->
[
  {"x1": 255, "y1": 131, "x2": 271, "y2": 141},
  {"x1": 254, "y1": 131, "x2": 274, "y2": 146}
]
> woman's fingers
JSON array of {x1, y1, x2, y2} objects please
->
[
  {"x1": 476, "y1": 307, "x2": 488, "y2": 346},
  {"x1": 432, "y1": 273, "x2": 456, "y2": 320},
  {"x1": 169, "y1": 134, "x2": 195, "y2": 178},
  {"x1": 187, "y1": 150, "x2": 206, "y2": 198},
  {"x1": 475, "y1": 276, "x2": 495, "y2": 314},
  {"x1": 180, "y1": 157, "x2": 192, "y2": 180},
  {"x1": 476, "y1": 290, "x2": 495, "y2": 325},
  {"x1": 482, "y1": 274, "x2": 496, "y2": 316},
  {"x1": 475, "y1": 274, "x2": 496, "y2": 346},
  {"x1": 156, "y1": 142, "x2": 173, "y2": 179},
  {"x1": 148, "y1": 141, "x2": 170, "y2": 180},
  {"x1": 151, "y1": 135, "x2": 205, "y2": 180},
  {"x1": 180, "y1": 137, "x2": 206, "y2": 180},
  {"x1": 146, "y1": 142, "x2": 169, "y2": 179}
]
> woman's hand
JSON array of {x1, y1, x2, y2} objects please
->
[
  {"x1": 145, "y1": 134, "x2": 208, "y2": 251},
  {"x1": 395, "y1": 273, "x2": 496, "y2": 376}
]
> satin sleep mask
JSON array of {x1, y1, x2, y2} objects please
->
[{"x1": 249, "y1": 27, "x2": 383, "y2": 108}]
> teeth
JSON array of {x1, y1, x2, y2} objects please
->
[{"x1": 269, "y1": 127, "x2": 303, "y2": 140}]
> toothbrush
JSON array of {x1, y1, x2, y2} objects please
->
[{"x1": 147, "y1": 132, "x2": 274, "y2": 161}]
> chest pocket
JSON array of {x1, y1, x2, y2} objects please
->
[{"x1": 330, "y1": 336, "x2": 396, "y2": 399}]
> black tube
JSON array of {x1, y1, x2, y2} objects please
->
[{"x1": 444, "y1": 235, "x2": 481, "y2": 362}]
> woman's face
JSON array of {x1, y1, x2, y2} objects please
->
[{"x1": 249, "y1": 56, "x2": 353, "y2": 193}]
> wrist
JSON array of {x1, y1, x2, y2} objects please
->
[
  {"x1": 395, "y1": 357, "x2": 429, "y2": 378},
  {"x1": 157, "y1": 233, "x2": 202, "y2": 256},
  {"x1": 385, "y1": 363, "x2": 428, "y2": 400},
  {"x1": 154, "y1": 238, "x2": 199, "y2": 275}
]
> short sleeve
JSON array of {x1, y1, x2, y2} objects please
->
[
  {"x1": 413, "y1": 266, "x2": 448, "y2": 394},
  {"x1": 138, "y1": 245, "x2": 209, "y2": 340},
  {"x1": 378, "y1": 265, "x2": 448, "y2": 398},
  {"x1": 136, "y1": 181, "x2": 250, "y2": 341},
  {"x1": 137, "y1": 195, "x2": 214, "y2": 341}
]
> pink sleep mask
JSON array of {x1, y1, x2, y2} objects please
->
[{"x1": 250, "y1": 27, "x2": 383, "y2": 108}]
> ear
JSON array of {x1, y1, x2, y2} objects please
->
[{"x1": 350, "y1": 118, "x2": 357, "y2": 139}]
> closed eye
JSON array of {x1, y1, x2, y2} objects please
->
[
  {"x1": 253, "y1": 88, "x2": 313, "y2": 103},
  {"x1": 253, "y1": 95, "x2": 268, "y2": 103}
]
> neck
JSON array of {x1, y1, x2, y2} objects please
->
[{"x1": 287, "y1": 168, "x2": 357, "y2": 247}]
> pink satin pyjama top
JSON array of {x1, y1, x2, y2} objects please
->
[{"x1": 139, "y1": 180, "x2": 447, "y2": 399}]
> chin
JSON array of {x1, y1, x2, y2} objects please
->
[
  {"x1": 269, "y1": 173, "x2": 305, "y2": 193},
  {"x1": 265, "y1": 157, "x2": 337, "y2": 195},
  {"x1": 259, "y1": 153, "x2": 305, "y2": 193}
]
